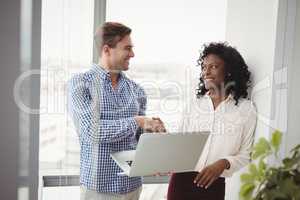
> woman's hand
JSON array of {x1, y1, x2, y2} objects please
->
[{"x1": 193, "y1": 159, "x2": 229, "y2": 189}]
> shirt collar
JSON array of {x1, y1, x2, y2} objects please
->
[
  {"x1": 204, "y1": 92, "x2": 234, "y2": 103},
  {"x1": 92, "y1": 64, "x2": 110, "y2": 80},
  {"x1": 92, "y1": 64, "x2": 126, "y2": 80},
  {"x1": 225, "y1": 94, "x2": 234, "y2": 103}
]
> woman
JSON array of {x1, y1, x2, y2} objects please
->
[{"x1": 167, "y1": 42, "x2": 257, "y2": 200}]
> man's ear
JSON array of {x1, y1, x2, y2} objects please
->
[{"x1": 102, "y1": 44, "x2": 111, "y2": 56}]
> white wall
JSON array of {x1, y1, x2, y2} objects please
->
[
  {"x1": 225, "y1": 0, "x2": 300, "y2": 200},
  {"x1": 226, "y1": 0, "x2": 279, "y2": 139},
  {"x1": 225, "y1": 1, "x2": 281, "y2": 200},
  {"x1": 286, "y1": 1, "x2": 300, "y2": 153}
]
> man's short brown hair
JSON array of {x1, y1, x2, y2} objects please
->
[{"x1": 94, "y1": 22, "x2": 132, "y2": 51}]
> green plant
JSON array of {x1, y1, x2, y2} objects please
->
[{"x1": 240, "y1": 130, "x2": 300, "y2": 200}]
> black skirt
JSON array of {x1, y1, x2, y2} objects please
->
[{"x1": 167, "y1": 172, "x2": 225, "y2": 200}]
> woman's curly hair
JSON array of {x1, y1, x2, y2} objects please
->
[{"x1": 196, "y1": 42, "x2": 251, "y2": 105}]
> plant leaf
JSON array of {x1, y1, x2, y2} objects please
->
[
  {"x1": 271, "y1": 130, "x2": 282, "y2": 152},
  {"x1": 252, "y1": 138, "x2": 271, "y2": 160},
  {"x1": 278, "y1": 178, "x2": 299, "y2": 197},
  {"x1": 241, "y1": 173, "x2": 255, "y2": 183},
  {"x1": 258, "y1": 159, "x2": 267, "y2": 179},
  {"x1": 239, "y1": 183, "x2": 255, "y2": 200},
  {"x1": 258, "y1": 159, "x2": 266, "y2": 171},
  {"x1": 264, "y1": 188, "x2": 288, "y2": 200},
  {"x1": 295, "y1": 189, "x2": 300, "y2": 200},
  {"x1": 283, "y1": 157, "x2": 300, "y2": 169},
  {"x1": 283, "y1": 158, "x2": 294, "y2": 169},
  {"x1": 290, "y1": 144, "x2": 300, "y2": 153},
  {"x1": 249, "y1": 163, "x2": 259, "y2": 178}
]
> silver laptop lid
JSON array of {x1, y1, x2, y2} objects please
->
[{"x1": 129, "y1": 132, "x2": 209, "y2": 177}]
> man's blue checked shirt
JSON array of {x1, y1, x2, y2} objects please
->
[{"x1": 68, "y1": 64, "x2": 147, "y2": 194}]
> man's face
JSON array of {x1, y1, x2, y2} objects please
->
[{"x1": 107, "y1": 34, "x2": 135, "y2": 71}]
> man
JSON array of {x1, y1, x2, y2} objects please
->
[{"x1": 68, "y1": 22, "x2": 165, "y2": 200}]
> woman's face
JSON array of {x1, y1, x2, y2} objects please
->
[{"x1": 201, "y1": 54, "x2": 226, "y2": 90}]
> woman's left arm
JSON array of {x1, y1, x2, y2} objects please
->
[
  {"x1": 220, "y1": 105, "x2": 257, "y2": 177},
  {"x1": 194, "y1": 104, "x2": 257, "y2": 188}
]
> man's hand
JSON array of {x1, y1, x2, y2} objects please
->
[
  {"x1": 193, "y1": 159, "x2": 229, "y2": 189},
  {"x1": 134, "y1": 116, "x2": 166, "y2": 132},
  {"x1": 151, "y1": 117, "x2": 167, "y2": 132}
]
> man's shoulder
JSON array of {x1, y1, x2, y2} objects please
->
[
  {"x1": 67, "y1": 69, "x2": 101, "y2": 98},
  {"x1": 69, "y1": 68, "x2": 99, "y2": 85}
]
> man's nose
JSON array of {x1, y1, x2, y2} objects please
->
[{"x1": 129, "y1": 49, "x2": 135, "y2": 58}]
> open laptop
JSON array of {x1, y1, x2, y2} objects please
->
[{"x1": 110, "y1": 132, "x2": 209, "y2": 177}]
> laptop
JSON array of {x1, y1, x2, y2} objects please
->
[{"x1": 110, "y1": 132, "x2": 209, "y2": 177}]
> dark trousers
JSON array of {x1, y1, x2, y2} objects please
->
[{"x1": 167, "y1": 172, "x2": 225, "y2": 200}]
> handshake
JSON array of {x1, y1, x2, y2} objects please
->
[{"x1": 134, "y1": 116, "x2": 166, "y2": 133}]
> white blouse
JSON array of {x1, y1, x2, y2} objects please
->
[{"x1": 179, "y1": 94, "x2": 257, "y2": 177}]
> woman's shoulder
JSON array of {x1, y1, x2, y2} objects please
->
[
  {"x1": 237, "y1": 98, "x2": 255, "y2": 108},
  {"x1": 236, "y1": 98, "x2": 257, "y2": 117}
]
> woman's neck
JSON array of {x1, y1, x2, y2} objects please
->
[{"x1": 208, "y1": 89, "x2": 227, "y2": 110}]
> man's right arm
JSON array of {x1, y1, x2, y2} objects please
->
[
  {"x1": 67, "y1": 75, "x2": 165, "y2": 144},
  {"x1": 68, "y1": 75, "x2": 138, "y2": 144}
]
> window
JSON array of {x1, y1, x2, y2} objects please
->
[{"x1": 40, "y1": 0, "x2": 94, "y2": 177}]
